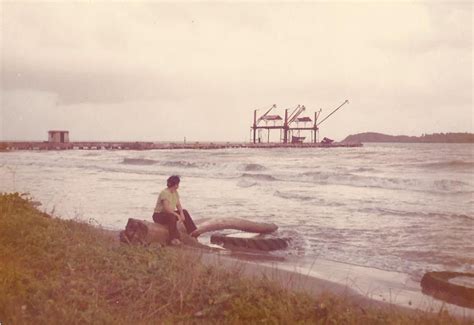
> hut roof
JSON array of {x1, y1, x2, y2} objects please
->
[
  {"x1": 261, "y1": 115, "x2": 283, "y2": 121},
  {"x1": 296, "y1": 117, "x2": 312, "y2": 122}
]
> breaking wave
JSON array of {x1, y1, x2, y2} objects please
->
[
  {"x1": 297, "y1": 171, "x2": 471, "y2": 193},
  {"x1": 356, "y1": 207, "x2": 474, "y2": 221},
  {"x1": 237, "y1": 179, "x2": 257, "y2": 188},
  {"x1": 162, "y1": 160, "x2": 199, "y2": 168},
  {"x1": 240, "y1": 173, "x2": 277, "y2": 181},
  {"x1": 351, "y1": 167, "x2": 376, "y2": 172},
  {"x1": 274, "y1": 190, "x2": 313, "y2": 201},
  {"x1": 122, "y1": 158, "x2": 213, "y2": 169},
  {"x1": 122, "y1": 158, "x2": 158, "y2": 165},
  {"x1": 242, "y1": 163, "x2": 266, "y2": 171},
  {"x1": 418, "y1": 160, "x2": 474, "y2": 170}
]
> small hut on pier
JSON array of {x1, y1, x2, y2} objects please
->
[{"x1": 48, "y1": 130, "x2": 69, "y2": 143}]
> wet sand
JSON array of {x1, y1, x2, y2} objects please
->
[{"x1": 198, "y1": 249, "x2": 474, "y2": 320}]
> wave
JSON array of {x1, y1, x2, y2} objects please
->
[
  {"x1": 84, "y1": 152, "x2": 101, "y2": 157},
  {"x1": 88, "y1": 164, "x2": 166, "y2": 176},
  {"x1": 237, "y1": 179, "x2": 257, "y2": 188},
  {"x1": 272, "y1": 191, "x2": 346, "y2": 207},
  {"x1": 274, "y1": 190, "x2": 313, "y2": 201},
  {"x1": 242, "y1": 163, "x2": 266, "y2": 171},
  {"x1": 122, "y1": 158, "x2": 213, "y2": 169},
  {"x1": 296, "y1": 171, "x2": 471, "y2": 193},
  {"x1": 428, "y1": 212, "x2": 474, "y2": 222},
  {"x1": 162, "y1": 160, "x2": 199, "y2": 168},
  {"x1": 352, "y1": 167, "x2": 376, "y2": 172},
  {"x1": 433, "y1": 179, "x2": 471, "y2": 191},
  {"x1": 240, "y1": 173, "x2": 277, "y2": 181},
  {"x1": 299, "y1": 171, "x2": 331, "y2": 180},
  {"x1": 122, "y1": 158, "x2": 158, "y2": 165},
  {"x1": 418, "y1": 160, "x2": 474, "y2": 170},
  {"x1": 356, "y1": 207, "x2": 474, "y2": 221}
]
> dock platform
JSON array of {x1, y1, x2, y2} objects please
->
[{"x1": 0, "y1": 141, "x2": 362, "y2": 151}]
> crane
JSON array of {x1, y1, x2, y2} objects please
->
[
  {"x1": 256, "y1": 104, "x2": 277, "y2": 124},
  {"x1": 288, "y1": 105, "x2": 306, "y2": 125},
  {"x1": 316, "y1": 100, "x2": 349, "y2": 127}
]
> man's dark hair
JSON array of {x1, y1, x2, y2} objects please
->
[{"x1": 167, "y1": 175, "x2": 180, "y2": 188}]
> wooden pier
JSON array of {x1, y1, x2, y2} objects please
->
[{"x1": 0, "y1": 141, "x2": 362, "y2": 151}]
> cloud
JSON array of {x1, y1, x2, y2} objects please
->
[
  {"x1": 2, "y1": 57, "x2": 184, "y2": 104},
  {"x1": 0, "y1": 2, "x2": 472, "y2": 141}
]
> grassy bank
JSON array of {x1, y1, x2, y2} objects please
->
[{"x1": 0, "y1": 193, "x2": 463, "y2": 324}]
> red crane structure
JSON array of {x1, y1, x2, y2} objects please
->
[{"x1": 250, "y1": 100, "x2": 349, "y2": 144}]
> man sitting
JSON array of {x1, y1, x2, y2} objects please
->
[{"x1": 152, "y1": 175, "x2": 198, "y2": 245}]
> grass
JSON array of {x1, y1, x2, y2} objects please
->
[{"x1": 0, "y1": 192, "x2": 466, "y2": 324}]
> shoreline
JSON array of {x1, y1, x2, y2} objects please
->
[
  {"x1": 104, "y1": 227, "x2": 473, "y2": 319},
  {"x1": 9, "y1": 205, "x2": 474, "y2": 319},
  {"x1": 197, "y1": 249, "x2": 474, "y2": 319}
]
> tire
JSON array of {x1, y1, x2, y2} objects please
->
[
  {"x1": 420, "y1": 271, "x2": 474, "y2": 308},
  {"x1": 210, "y1": 233, "x2": 289, "y2": 251}
]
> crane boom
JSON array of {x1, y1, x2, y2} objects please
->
[
  {"x1": 314, "y1": 108, "x2": 322, "y2": 126},
  {"x1": 287, "y1": 105, "x2": 301, "y2": 122},
  {"x1": 316, "y1": 100, "x2": 349, "y2": 127},
  {"x1": 257, "y1": 104, "x2": 276, "y2": 124},
  {"x1": 288, "y1": 105, "x2": 306, "y2": 124}
]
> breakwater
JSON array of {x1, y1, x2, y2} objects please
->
[{"x1": 0, "y1": 141, "x2": 362, "y2": 151}]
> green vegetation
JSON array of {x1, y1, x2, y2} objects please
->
[{"x1": 0, "y1": 193, "x2": 465, "y2": 324}]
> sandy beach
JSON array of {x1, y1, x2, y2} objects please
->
[
  {"x1": 103, "y1": 225, "x2": 474, "y2": 319},
  {"x1": 196, "y1": 248, "x2": 474, "y2": 320},
  {"x1": 93, "y1": 219, "x2": 474, "y2": 320}
]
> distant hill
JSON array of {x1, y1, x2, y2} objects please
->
[{"x1": 342, "y1": 132, "x2": 474, "y2": 143}]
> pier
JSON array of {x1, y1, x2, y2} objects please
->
[
  {"x1": 0, "y1": 141, "x2": 362, "y2": 151},
  {"x1": 0, "y1": 101, "x2": 363, "y2": 151}
]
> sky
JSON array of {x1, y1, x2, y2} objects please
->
[{"x1": 0, "y1": 1, "x2": 472, "y2": 142}]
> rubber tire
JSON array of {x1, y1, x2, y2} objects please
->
[
  {"x1": 210, "y1": 234, "x2": 289, "y2": 251},
  {"x1": 420, "y1": 271, "x2": 474, "y2": 308}
]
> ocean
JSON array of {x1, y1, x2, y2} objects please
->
[{"x1": 1, "y1": 143, "x2": 473, "y2": 282}]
